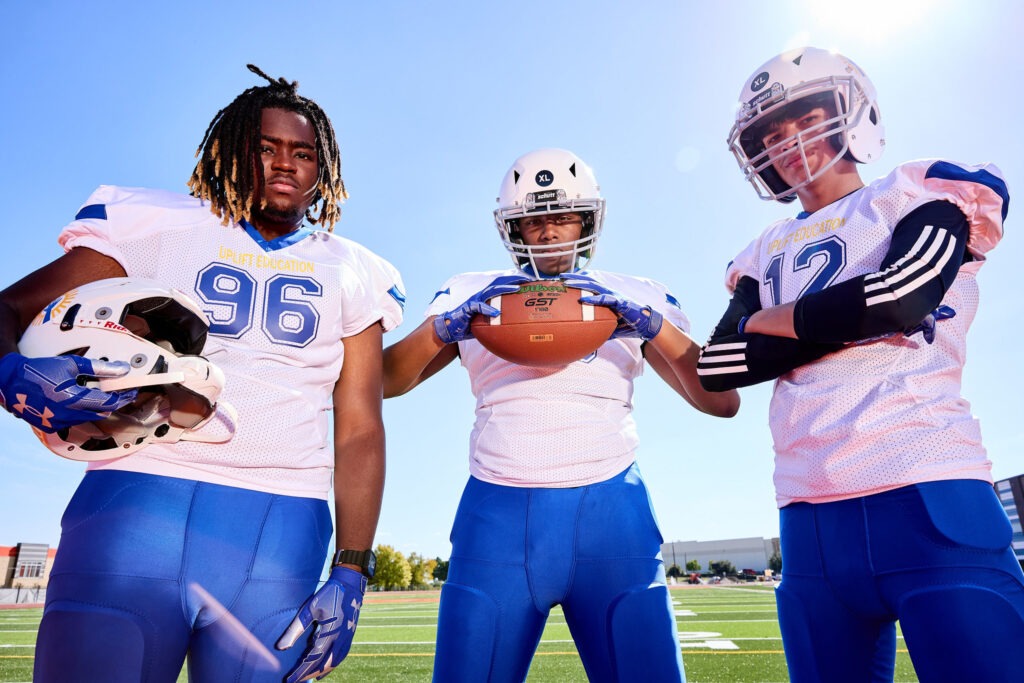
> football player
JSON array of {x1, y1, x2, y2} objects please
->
[
  {"x1": 697, "y1": 47, "x2": 1024, "y2": 682},
  {"x1": 0, "y1": 65, "x2": 404, "y2": 682},
  {"x1": 383, "y1": 148, "x2": 739, "y2": 682}
]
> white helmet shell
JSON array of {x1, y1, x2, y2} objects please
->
[
  {"x1": 18, "y1": 277, "x2": 231, "y2": 460},
  {"x1": 493, "y1": 148, "x2": 606, "y2": 275},
  {"x1": 727, "y1": 46, "x2": 884, "y2": 202}
]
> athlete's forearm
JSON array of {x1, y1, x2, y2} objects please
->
[
  {"x1": 794, "y1": 200, "x2": 969, "y2": 343},
  {"x1": 382, "y1": 317, "x2": 454, "y2": 398}
]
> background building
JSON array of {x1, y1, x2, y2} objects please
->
[
  {"x1": 664, "y1": 475, "x2": 1024, "y2": 579},
  {"x1": 661, "y1": 536, "x2": 780, "y2": 574},
  {"x1": 0, "y1": 543, "x2": 53, "y2": 605},
  {"x1": 996, "y1": 474, "x2": 1024, "y2": 567}
]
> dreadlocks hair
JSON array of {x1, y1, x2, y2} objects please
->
[{"x1": 187, "y1": 64, "x2": 347, "y2": 231}]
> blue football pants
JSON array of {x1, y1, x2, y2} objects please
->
[
  {"x1": 777, "y1": 479, "x2": 1024, "y2": 683},
  {"x1": 433, "y1": 462, "x2": 685, "y2": 683},
  {"x1": 34, "y1": 470, "x2": 332, "y2": 683}
]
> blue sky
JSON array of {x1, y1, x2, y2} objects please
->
[{"x1": 2, "y1": 0, "x2": 1021, "y2": 561}]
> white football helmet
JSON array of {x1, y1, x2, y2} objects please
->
[
  {"x1": 727, "y1": 46, "x2": 885, "y2": 202},
  {"x1": 494, "y1": 148, "x2": 606, "y2": 275},
  {"x1": 18, "y1": 278, "x2": 233, "y2": 460}
]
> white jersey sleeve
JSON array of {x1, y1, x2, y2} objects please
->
[
  {"x1": 425, "y1": 269, "x2": 688, "y2": 488},
  {"x1": 890, "y1": 159, "x2": 1005, "y2": 267},
  {"x1": 725, "y1": 232, "x2": 771, "y2": 295},
  {"x1": 58, "y1": 185, "x2": 405, "y2": 499}
]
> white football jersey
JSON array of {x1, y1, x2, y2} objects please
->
[
  {"x1": 725, "y1": 160, "x2": 1005, "y2": 506},
  {"x1": 427, "y1": 269, "x2": 690, "y2": 488},
  {"x1": 58, "y1": 185, "x2": 405, "y2": 499}
]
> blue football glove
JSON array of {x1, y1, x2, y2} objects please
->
[
  {"x1": 433, "y1": 274, "x2": 533, "y2": 344},
  {"x1": 0, "y1": 352, "x2": 138, "y2": 433},
  {"x1": 276, "y1": 566, "x2": 367, "y2": 682},
  {"x1": 560, "y1": 273, "x2": 664, "y2": 341},
  {"x1": 903, "y1": 305, "x2": 956, "y2": 344}
]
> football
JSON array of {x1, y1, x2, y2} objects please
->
[{"x1": 470, "y1": 280, "x2": 617, "y2": 367}]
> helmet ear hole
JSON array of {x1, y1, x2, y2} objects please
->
[{"x1": 59, "y1": 304, "x2": 80, "y2": 331}]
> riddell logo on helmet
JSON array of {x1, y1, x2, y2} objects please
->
[
  {"x1": 77, "y1": 319, "x2": 132, "y2": 333},
  {"x1": 535, "y1": 171, "x2": 554, "y2": 187},
  {"x1": 751, "y1": 71, "x2": 770, "y2": 92}
]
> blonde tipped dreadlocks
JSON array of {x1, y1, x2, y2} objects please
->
[{"x1": 188, "y1": 64, "x2": 348, "y2": 231}]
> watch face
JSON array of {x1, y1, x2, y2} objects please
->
[{"x1": 365, "y1": 551, "x2": 377, "y2": 578}]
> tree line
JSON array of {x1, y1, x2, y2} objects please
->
[
  {"x1": 366, "y1": 547, "x2": 784, "y2": 590},
  {"x1": 368, "y1": 544, "x2": 449, "y2": 591}
]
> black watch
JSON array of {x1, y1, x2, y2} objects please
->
[{"x1": 333, "y1": 548, "x2": 376, "y2": 578}]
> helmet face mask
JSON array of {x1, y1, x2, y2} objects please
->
[
  {"x1": 18, "y1": 278, "x2": 231, "y2": 460},
  {"x1": 728, "y1": 47, "x2": 884, "y2": 203},
  {"x1": 494, "y1": 148, "x2": 606, "y2": 276}
]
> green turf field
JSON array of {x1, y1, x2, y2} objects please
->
[{"x1": 0, "y1": 584, "x2": 921, "y2": 682}]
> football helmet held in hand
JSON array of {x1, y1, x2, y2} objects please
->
[{"x1": 18, "y1": 277, "x2": 232, "y2": 460}]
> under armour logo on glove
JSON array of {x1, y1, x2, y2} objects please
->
[
  {"x1": 12, "y1": 393, "x2": 56, "y2": 429},
  {"x1": 0, "y1": 353, "x2": 137, "y2": 433},
  {"x1": 277, "y1": 566, "x2": 367, "y2": 682}
]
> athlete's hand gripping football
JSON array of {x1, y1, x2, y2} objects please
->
[
  {"x1": 276, "y1": 566, "x2": 367, "y2": 682},
  {"x1": 560, "y1": 273, "x2": 664, "y2": 341},
  {"x1": 0, "y1": 353, "x2": 138, "y2": 433},
  {"x1": 433, "y1": 274, "x2": 533, "y2": 344}
]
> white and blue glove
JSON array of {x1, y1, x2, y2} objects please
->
[
  {"x1": 433, "y1": 274, "x2": 532, "y2": 344},
  {"x1": 0, "y1": 352, "x2": 137, "y2": 433},
  {"x1": 903, "y1": 304, "x2": 956, "y2": 344},
  {"x1": 276, "y1": 566, "x2": 367, "y2": 682},
  {"x1": 560, "y1": 273, "x2": 664, "y2": 341},
  {"x1": 847, "y1": 305, "x2": 957, "y2": 346}
]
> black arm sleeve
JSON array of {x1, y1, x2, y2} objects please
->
[
  {"x1": 697, "y1": 276, "x2": 843, "y2": 391},
  {"x1": 706, "y1": 274, "x2": 762, "y2": 341},
  {"x1": 793, "y1": 200, "x2": 970, "y2": 344}
]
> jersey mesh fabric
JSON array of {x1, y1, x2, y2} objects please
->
[
  {"x1": 427, "y1": 269, "x2": 689, "y2": 488},
  {"x1": 724, "y1": 160, "x2": 1004, "y2": 506},
  {"x1": 57, "y1": 185, "x2": 404, "y2": 498}
]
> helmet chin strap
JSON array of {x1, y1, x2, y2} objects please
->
[
  {"x1": 177, "y1": 400, "x2": 238, "y2": 445},
  {"x1": 94, "y1": 372, "x2": 186, "y2": 392},
  {"x1": 521, "y1": 264, "x2": 564, "y2": 279}
]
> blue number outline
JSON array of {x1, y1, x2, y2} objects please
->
[
  {"x1": 794, "y1": 236, "x2": 847, "y2": 299},
  {"x1": 762, "y1": 235, "x2": 847, "y2": 305},
  {"x1": 263, "y1": 274, "x2": 323, "y2": 348},
  {"x1": 195, "y1": 264, "x2": 257, "y2": 338},
  {"x1": 195, "y1": 263, "x2": 322, "y2": 347}
]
